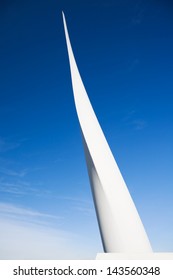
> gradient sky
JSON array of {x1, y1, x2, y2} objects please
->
[{"x1": 0, "y1": 0, "x2": 173, "y2": 259}]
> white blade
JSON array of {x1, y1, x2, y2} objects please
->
[{"x1": 62, "y1": 12, "x2": 152, "y2": 253}]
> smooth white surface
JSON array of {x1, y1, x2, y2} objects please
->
[
  {"x1": 62, "y1": 12, "x2": 152, "y2": 253},
  {"x1": 96, "y1": 253, "x2": 173, "y2": 259}
]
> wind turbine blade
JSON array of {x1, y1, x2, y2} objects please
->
[{"x1": 62, "y1": 12, "x2": 152, "y2": 253}]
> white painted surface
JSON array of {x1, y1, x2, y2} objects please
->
[
  {"x1": 96, "y1": 253, "x2": 173, "y2": 259},
  {"x1": 62, "y1": 12, "x2": 152, "y2": 253}
]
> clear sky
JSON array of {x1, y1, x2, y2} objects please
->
[{"x1": 0, "y1": 0, "x2": 173, "y2": 259}]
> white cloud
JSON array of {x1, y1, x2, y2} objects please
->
[
  {"x1": 0, "y1": 218, "x2": 76, "y2": 259},
  {"x1": 0, "y1": 202, "x2": 61, "y2": 221},
  {"x1": 0, "y1": 137, "x2": 20, "y2": 153},
  {"x1": 122, "y1": 110, "x2": 147, "y2": 131},
  {"x1": 0, "y1": 181, "x2": 32, "y2": 196},
  {"x1": 132, "y1": 120, "x2": 147, "y2": 130},
  {"x1": 0, "y1": 202, "x2": 99, "y2": 259},
  {"x1": 0, "y1": 167, "x2": 28, "y2": 177}
]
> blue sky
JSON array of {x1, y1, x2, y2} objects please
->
[{"x1": 0, "y1": 0, "x2": 173, "y2": 259}]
